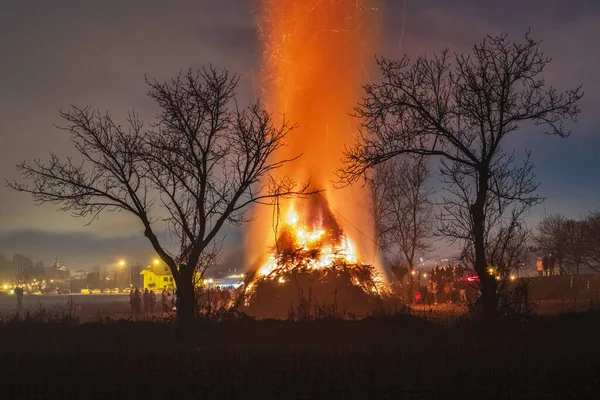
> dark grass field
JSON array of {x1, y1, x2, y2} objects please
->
[{"x1": 2, "y1": 311, "x2": 600, "y2": 399}]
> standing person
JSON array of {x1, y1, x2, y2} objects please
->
[
  {"x1": 142, "y1": 288, "x2": 150, "y2": 315},
  {"x1": 536, "y1": 257, "x2": 544, "y2": 277},
  {"x1": 133, "y1": 288, "x2": 142, "y2": 320},
  {"x1": 15, "y1": 286, "x2": 24, "y2": 314},
  {"x1": 149, "y1": 290, "x2": 156, "y2": 314},
  {"x1": 129, "y1": 289, "x2": 135, "y2": 317},
  {"x1": 431, "y1": 281, "x2": 438, "y2": 305},
  {"x1": 161, "y1": 288, "x2": 170, "y2": 314},
  {"x1": 460, "y1": 287, "x2": 468, "y2": 303},
  {"x1": 221, "y1": 288, "x2": 231, "y2": 310},
  {"x1": 172, "y1": 289, "x2": 178, "y2": 311}
]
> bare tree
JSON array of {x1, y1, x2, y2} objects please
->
[
  {"x1": 564, "y1": 218, "x2": 587, "y2": 275},
  {"x1": 339, "y1": 32, "x2": 582, "y2": 315},
  {"x1": 365, "y1": 161, "x2": 395, "y2": 256},
  {"x1": 366, "y1": 157, "x2": 433, "y2": 303},
  {"x1": 386, "y1": 156, "x2": 433, "y2": 275},
  {"x1": 447, "y1": 149, "x2": 538, "y2": 291},
  {"x1": 12, "y1": 254, "x2": 34, "y2": 287},
  {"x1": 583, "y1": 212, "x2": 600, "y2": 272},
  {"x1": 534, "y1": 215, "x2": 569, "y2": 275},
  {"x1": 9, "y1": 67, "x2": 309, "y2": 324}
]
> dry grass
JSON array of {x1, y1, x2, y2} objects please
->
[{"x1": 1, "y1": 310, "x2": 600, "y2": 399}]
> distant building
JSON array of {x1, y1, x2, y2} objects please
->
[
  {"x1": 42, "y1": 257, "x2": 70, "y2": 282},
  {"x1": 140, "y1": 264, "x2": 175, "y2": 290},
  {"x1": 139, "y1": 263, "x2": 244, "y2": 291},
  {"x1": 73, "y1": 270, "x2": 88, "y2": 280}
]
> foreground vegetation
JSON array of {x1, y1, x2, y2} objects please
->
[{"x1": 2, "y1": 310, "x2": 600, "y2": 399}]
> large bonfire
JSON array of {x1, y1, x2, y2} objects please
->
[{"x1": 241, "y1": 0, "x2": 397, "y2": 318}]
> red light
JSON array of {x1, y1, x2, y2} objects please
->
[{"x1": 466, "y1": 275, "x2": 479, "y2": 282}]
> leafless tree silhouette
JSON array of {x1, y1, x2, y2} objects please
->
[
  {"x1": 534, "y1": 215, "x2": 570, "y2": 275},
  {"x1": 339, "y1": 32, "x2": 582, "y2": 314},
  {"x1": 367, "y1": 156, "x2": 433, "y2": 302},
  {"x1": 582, "y1": 212, "x2": 600, "y2": 273},
  {"x1": 10, "y1": 66, "x2": 310, "y2": 324}
]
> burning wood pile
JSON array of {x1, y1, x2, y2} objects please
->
[{"x1": 241, "y1": 195, "x2": 395, "y2": 319}]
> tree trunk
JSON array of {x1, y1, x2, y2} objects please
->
[
  {"x1": 175, "y1": 266, "x2": 195, "y2": 327},
  {"x1": 472, "y1": 170, "x2": 497, "y2": 315}
]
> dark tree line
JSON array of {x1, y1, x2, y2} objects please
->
[{"x1": 535, "y1": 213, "x2": 600, "y2": 275}]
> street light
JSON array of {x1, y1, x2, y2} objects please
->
[{"x1": 153, "y1": 258, "x2": 160, "y2": 266}]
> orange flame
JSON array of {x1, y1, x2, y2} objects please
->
[
  {"x1": 246, "y1": 0, "x2": 381, "y2": 277},
  {"x1": 258, "y1": 202, "x2": 358, "y2": 278}
]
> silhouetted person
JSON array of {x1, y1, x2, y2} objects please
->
[
  {"x1": 133, "y1": 288, "x2": 142, "y2": 320},
  {"x1": 129, "y1": 289, "x2": 135, "y2": 317},
  {"x1": 536, "y1": 257, "x2": 544, "y2": 277},
  {"x1": 429, "y1": 280, "x2": 438, "y2": 305},
  {"x1": 457, "y1": 280, "x2": 467, "y2": 303},
  {"x1": 172, "y1": 289, "x2": 178, "y2": 311},
  {"x1": 143, "y1": 288, "x2": 150, "y2": 315},
  {"x1": 221, "y1": 288, "x2": 231, "y2": 309},
  {"x1": 15, "y1": 286, "x2": 24, "y2": 313},
  {"x1": 161, "y1": 289, "x2": 170, "y2": 314},
  {"x1": 149, "y1": 290, "x2": 156, "y2": 314}
]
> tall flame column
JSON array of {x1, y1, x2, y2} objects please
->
[{"x1": 246, "y1": 0, "x2": 380, "y2": 273}]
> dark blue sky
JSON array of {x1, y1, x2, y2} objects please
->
[{"x1": 1, "y1": 0, "x2": 599, "y2": 269}]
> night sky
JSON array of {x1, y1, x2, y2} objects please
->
[{"x1": 1, "y1": 0, "x2": 599, "y2": 270}]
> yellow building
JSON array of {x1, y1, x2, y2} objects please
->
[
  {"x1": 140, "y1": 264, "x2": 175, "y2": 291},
  {"x1": 140, "y1": 263, "x2": 235, "y2": 291}
]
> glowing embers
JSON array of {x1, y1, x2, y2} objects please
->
[{"x1": 258, "y1": 203, "x2": 358, "y2": 278}]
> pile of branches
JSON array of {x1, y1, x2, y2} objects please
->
[
  {"x1": 265, "y1": 247, "x2": 383, "y2": 294},
  {"x1": 238, "y1": 250, "x2": 398, "y2": 319}
]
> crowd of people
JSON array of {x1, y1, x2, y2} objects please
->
[
  {"x1": 425, "y1": 265, "x2": 470, "y2": 305},
  {"x1": 128, "y1": 287, "x2": 176, "y2": 319},
  {"x1": 196, "y1": 286, "x2": 234, "y2": 314},
  {"x1": 391, "y1": 265, "x2": 474, "y2": 305},
  {"x1": 128, "y1": 285, "x2": 236, "y2": 318}
]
